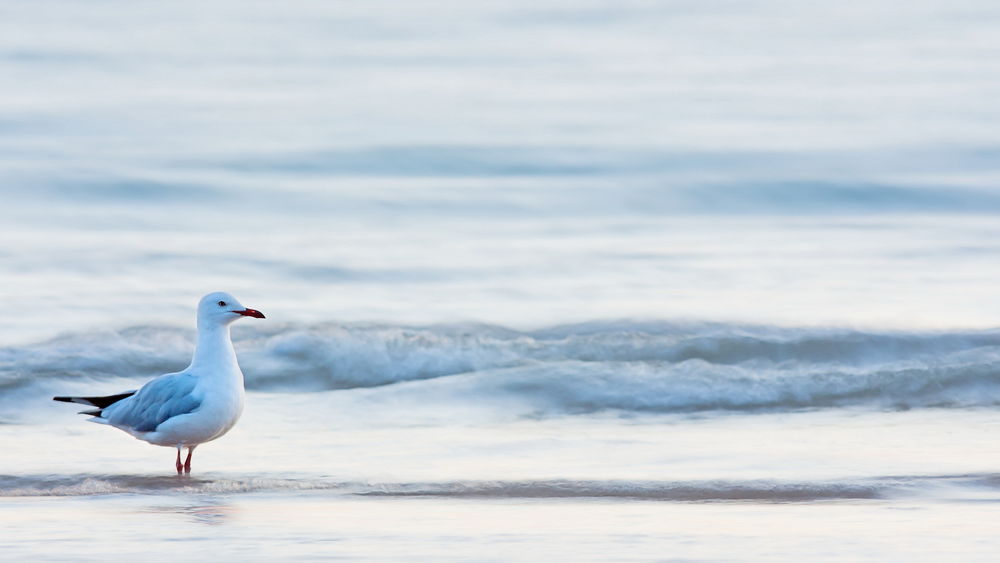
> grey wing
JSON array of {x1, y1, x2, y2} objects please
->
[{"x1": 104, "y1": 373, "x2": 201, "y2": 432}]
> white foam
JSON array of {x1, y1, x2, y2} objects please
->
[
  {"x1": 7, "y1": 473, "x2": 998, "y2": 502},
  {"x1": 11, "y1": 322, "x2": 1000, "y2": 416}
]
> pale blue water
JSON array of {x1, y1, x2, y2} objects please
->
[{"x1": 4, "y1": 1, "x2": 1000, "y2": 561}]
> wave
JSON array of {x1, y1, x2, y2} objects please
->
[
  {"x1": 5, "y1": 321, "x2": 1000, "y2": 415},
  {"x1": 4, "y1": 472, "x2": 999, "y2": 502},
  {"x1": 355, "y1": 479, "x2": 884, "y2": 502},
  {"x1": 10, "y1": 145, "x2": 1000, "y2": 217},
  {"x1": 0, "y1": 473, "x2": 343, "y2": 497},
  {"x1": 0, "y1": 474, "x2": 888, "y2": 501}
]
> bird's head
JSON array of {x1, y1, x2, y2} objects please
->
[{"x1": 197, "y1": 291, "x2": 265, "y2": 328}]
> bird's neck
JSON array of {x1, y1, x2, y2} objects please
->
[{"x1": 189, "y1": 323, "x2": 241, "y2": 376}]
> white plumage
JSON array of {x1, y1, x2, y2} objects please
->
[{"x1": 54, "y1": 291, "x2": 265, "y2": 474}]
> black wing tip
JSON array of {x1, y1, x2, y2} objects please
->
[{"x1": 52, "y1": 392, "x2": 136, "y2": 408}]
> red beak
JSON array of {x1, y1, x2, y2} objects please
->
[{"x1": 234, "y1": 308, "x2": 265, "y2": 319}]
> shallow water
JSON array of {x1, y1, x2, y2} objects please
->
[
  {"x1": 7, "y1": 404, "x2": 1000, "y2": 560},
  {"x1": 9, "y1": 493, "x2": 1000, "y2": 562},
  {"x1": 4, "y1": 0, "x2": 1000, "y2": 560}
]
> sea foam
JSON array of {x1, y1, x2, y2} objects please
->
[
  {"x1": 6, "y1": 472, "x2": 999, "y2": 502},
  {"x1": 5, "y1": 322, "x2": 1000, "y2": 415}
]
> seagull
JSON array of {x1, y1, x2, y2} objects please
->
[{"x1": 54, "y1": 291, "x2": 265, "y2": 474}]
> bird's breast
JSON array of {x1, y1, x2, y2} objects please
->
[{"x1": 190, "y1": 374, "x2": 245, "y2": 437}]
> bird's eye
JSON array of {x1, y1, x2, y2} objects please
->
[{"x1": 217, "y1": 301, "x2": 227, "y2": 307}]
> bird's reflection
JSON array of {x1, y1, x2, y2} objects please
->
[{"x1": 140, "y1": 497, "x2": 236, "y2": 525}]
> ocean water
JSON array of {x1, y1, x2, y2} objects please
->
[{"x1": 4, "y1": 0, "x2": 1000, "y2": 561}]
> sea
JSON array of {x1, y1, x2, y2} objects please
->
[{"x1": 3, "y1": 0, "x2": 1000, "y2": 561}]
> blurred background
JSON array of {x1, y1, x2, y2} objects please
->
[{"x1": 1, "y1": 0, "x2": 1000, "y2": 339}]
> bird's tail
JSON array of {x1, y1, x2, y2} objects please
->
[{"x1": 53, "y1": 392, "x2": 136, "y2": 416}]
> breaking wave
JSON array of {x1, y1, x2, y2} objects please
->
[{"x1": 4, "y1": 321, "x2": 1000, "y2": 415}]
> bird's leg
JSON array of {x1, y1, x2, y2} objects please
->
[
  {"x1": 183, "y1": 446, "x2": 195, "y2": 474},
  {"x1": 175, "y1": 447, "x2": 183, "y2": 475}
]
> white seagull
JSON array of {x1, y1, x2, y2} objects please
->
[{"x1": 54, "y1": 291, "x2": 265, "y2": 474}]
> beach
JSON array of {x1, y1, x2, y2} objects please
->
[{"x1": 4, "y1": 0, "x2": 1000, "y2": 560}]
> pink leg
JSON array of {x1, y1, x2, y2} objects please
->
[
  {"x1": 183, "y1": 447, "x2": 195, "y2": 474},
  {"x1": 175, "y1": 448, "x2": 183, "y2": 475}
]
